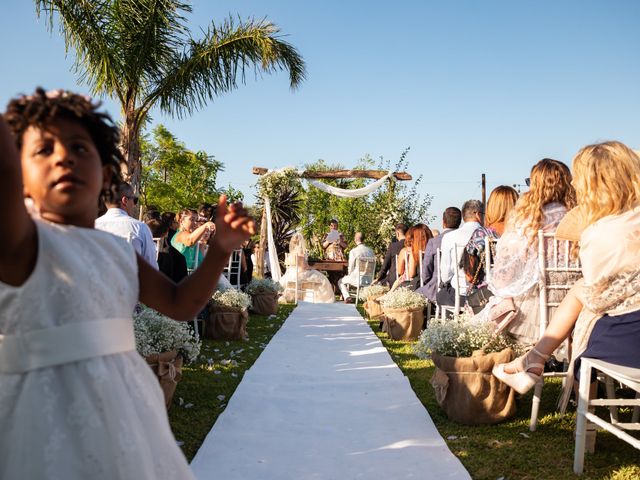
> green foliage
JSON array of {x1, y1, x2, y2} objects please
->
[
  {"x1": 299, "y1": 150, "x2": 433, "y2": 259},
  {"x1": 140, "y1": 125, "x2": 223, "y2": 212}
]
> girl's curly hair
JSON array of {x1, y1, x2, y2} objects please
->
[{"x1": 3, "y1": 87, "x2": 124, "y2": 204}]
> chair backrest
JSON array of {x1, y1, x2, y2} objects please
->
[
  {"x1": 152, "y1": 237, "x2": 165, "y2": 261},
  {"x1": 484, "y1": 236, "x2": 498, "y2": 285},
  {"x1": 452, "y1": 244, "x2": 466, "y2": 313},
  {"x1": 435, "y1": 247, "x2": 441, "y2": 288},
  {"x1": 537, "y1": 230, "x2": 582, "y2": 337},
  {"x1": 356, "y1": 257, "x2": 376, "y2": 287},
  {"x1": 225, "y1": 248, "x2": 243, "y2": 289},
  {"x1": 418, "y1": 249, "x2": 425, "y2": 287}
]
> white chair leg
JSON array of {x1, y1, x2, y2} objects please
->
[
  {"x1": 633, "y1": 393, "x2": 640, "y2": 423},
  {"x1": 574, "y1": 360, "x2": 592, "y2": 474},
  {"x1": 530, "y1": 380, "x2": 544, "y2": 431},
  {"x1": 192, "y1": 319, "x2": 199, "y2": 338},
  {"x1": 604, "y1": 375, "x2": 619, "y2": 424}
]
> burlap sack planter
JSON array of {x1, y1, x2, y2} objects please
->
[
  {"x1": 381, "y1": 306, "x2": 424, "y2": 341},
  {"x1": 430, "y1": 348, "x2": 517, "y2": 425},
  {"x1": 206, "y1": 304, "x2": 249, "y2": 341},
  {"x1": 145, "y1": 350, "x2": 183, "y2": 410},
  {"x1": 249, "y1": 291, "x2": 279, "y2": 316},
  {"x1": 363, "y1": 294, "x2": 384, "y2": 320}
]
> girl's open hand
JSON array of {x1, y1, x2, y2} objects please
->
[{"x1": 210, "y1": 195, "x2": 256, "y2": 254}]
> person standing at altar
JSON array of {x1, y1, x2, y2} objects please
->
[
  {"x1": 322, "y1": 219, "x2": 347, "y2": 261},
  {"x1": 339, "y1": 232, "x2": 375, "y2": 303}
]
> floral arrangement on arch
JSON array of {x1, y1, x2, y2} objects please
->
[
  {"x1": 360, "y1": 284, "x2": 389, "y2": 301},
  {"x1": 413, "y1": 313, "x2": 520, "y2": 359},
  {"x1": 379, "y1": 287, "x2": 428, "y2": 310},
  {"x1": 256, "y1": 167, "x2": 302, "y2": 201},
  {"x1": 245, "y1": 278, "x2": 283, "y2": 296},
  {"x1": 211, "y1": 289, "x2": 252, "y2": 311},
  {"x1": 133, "y1": 306, "x2": 201, "y2": 364}
]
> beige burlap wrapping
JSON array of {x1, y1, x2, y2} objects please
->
[
  {"x1": 206, "y1": 305, "x2": 249, "y2": 341},
  {"x1": 250, "y1": 291, "x2": 279, "y2": 316},
  {"x1": 145, "y1": 350, "x2": 183, "y2": 410},
  {"x1": 381, "y1": 306, "x2": 424, "y2": 341},
  {"x1": 363, "y1": 295, "x2": 384, "y2": 319},
  {"x1": 430, "y1": 348, "x2": 516, "y2": 425}
]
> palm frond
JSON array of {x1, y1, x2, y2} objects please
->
[
  {"x1": 35, "y1": 0, "x2": 125, "y2": 102},
  {"x1": 142, "y1": 16, "x2": 306, "y2": 118}
]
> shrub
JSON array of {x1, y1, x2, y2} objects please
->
[{"x1": 379, "y1": 287, "x2": 428, "y2": 309}]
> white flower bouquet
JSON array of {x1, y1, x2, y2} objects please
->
[
  {"x1": 413, "y1": 313, "x2": 519, "y2": 359},
  {"x1": 133, "y1": 306, "x2": 201, "y2": 363},
  {"x1": 245, "y1": 278, "x2": 283, "y2": 296},
  {"x1": 360, "y1": 284, "x2": 389, "y2": 301},
  {"x1": 211, "y1": 289, "x2": 252, "y2": 311},
  {"x1": 379, "y1": 287, "x2": 428, "y2": 310}
]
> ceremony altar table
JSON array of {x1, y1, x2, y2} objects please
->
[{"x1": 307, "y1": 259, "x2": 347, "y2": 294}]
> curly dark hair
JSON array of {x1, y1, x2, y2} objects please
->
[{"x1": 3, "y1": 87, "x2": 124, "y2": 204}]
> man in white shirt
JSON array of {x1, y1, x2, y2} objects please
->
[
  {"x1": 339, "y1": 232, "x2": 375, "y2": 303},
  {"x1": 437, "y1": 200, "x2": 483, "y2": 307},
  {"x1": 95, "y1": 182, "x2": 159, "y2": 269}
]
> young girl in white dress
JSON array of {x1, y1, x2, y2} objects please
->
[{"x1": 0, "y1": 89, "x2": 255, "y2": 479}]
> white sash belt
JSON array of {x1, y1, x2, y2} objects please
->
[{"x1": 0, "y1": 318, "x2": 135, "y2": 374}]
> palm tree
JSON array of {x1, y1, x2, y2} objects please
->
[{"x1": 35, "y1": 0, "x2": 306, "y2": 192}]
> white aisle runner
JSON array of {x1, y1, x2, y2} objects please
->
[{"x1": 191, "y1": 302, "x2": 470, "y2": 480}]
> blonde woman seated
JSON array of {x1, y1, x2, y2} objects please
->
[
  {"x1": 476, "y1": 159, "x2": 576, "y2": 346},
  {"x1": 494, "y1": 142, "x2": 640, "y2": 404},
  {"x1": 279, "y1": 232, "x2": 335, "y2": 303}
]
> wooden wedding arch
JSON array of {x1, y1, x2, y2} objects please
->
[{"x1": 251, "y1": 167, "x2": 412, "y2": 278}]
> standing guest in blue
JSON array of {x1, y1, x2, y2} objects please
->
[
  {"x1": 95, "y1": 181, "x2": 158, "y2": 269},
  {"x1": 416, "y1": 207, "x2": 461, "y2": 302},
  {"x1": 437, "y1": 200, "x2": 483, "y2": 308},
  {"x1": 374, "y1": 223, "x2": 407, "y2": 286}
]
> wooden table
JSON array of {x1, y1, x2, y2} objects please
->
[
  {"x1": 308, "y1": 260, "x2": 348, "y2": 295},
  {"x1": 307, "y1": 260, "x2": 348, "y2": 273}
]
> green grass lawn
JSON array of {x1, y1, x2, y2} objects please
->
[
  {"x1": 359, "y1": 307, "x2": 640, "y2": 480},
  {"x1": 168, "y1": 304, "x2": 295, "y2": 461}
]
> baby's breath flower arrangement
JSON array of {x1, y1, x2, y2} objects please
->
[
  {"x1": 245, "y1": 278, "x2": 283, "y2": 295},
  {"x1": 133, "y1": 306, "x2": 201, "y2": 363},
  {"x1": 360, "y1": 284, "x2": 389, "y2": 301},
  {"x1": 413, "y1": 314, "x2": 519, "y2": 359},
  {"x1": 211, "y1": 289, "x2": 252, "y2": 311},
  {"x1": 380, "y1": 287, "x2": 428, "y2": 310}
]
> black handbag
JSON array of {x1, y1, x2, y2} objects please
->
[{"x1": 466, "y1": 285, "x2": 493, "y2": 313}]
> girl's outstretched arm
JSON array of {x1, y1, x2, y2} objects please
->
[
  {"x1": 138, "y1": 195, "x2": 256, "y2": 320},
  {"x1": 0, "y1": 118, "x2": 36, "y2": 286}
]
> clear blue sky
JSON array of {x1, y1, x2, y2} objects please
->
[{"x1": 2, "y1": 1, "x2": 640, "y2": 223}]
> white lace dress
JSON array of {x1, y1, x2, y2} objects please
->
[{"x1": 0, "y1": 220, "x2": 194, "y2": 479}]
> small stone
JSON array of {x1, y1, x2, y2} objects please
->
[
  {"x1": 230, "y1": 360, "x2": 238, "y2": 367},
  {"x1": 231, "y1": 373, "x2": 238, "y2": 378},
  {"x1": 213, "y1": 348, "x2": 220, "y2": 352},
  {"x1": 184, "y1": 403, "x2": 193, "y2": 409},
  {"x1": 519, "y1": 433, "x2": 530, "y2": 439},
  {"x1": 447, "y1": 435, "x2": 458, "y2": 440},
  {"x1": 217, "y1": 395, "x2": 226, "y2": 401},
  {"x1": 178, "y1": 397, "x2": 184, "y2": 406},
  {"x1": 221, "y1": 359, "x2": 231, "y2": 366},
  {"x1": 214, "y1": 370, "x2": 221, "y2": 375},
  {"x1": 176, "y1": 440, "x2": 185, "y2": 447}
]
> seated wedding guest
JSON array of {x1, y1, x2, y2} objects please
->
[
  {"x1": 374, "y1": 223, "x2": 407, "y2": 286},
  {"x1": 479, "y1": 159, "x2": 575, "y2": 345},
  {"x1": 147, "y1": 218, "x2": 187, "y2": 282},
  {"x1": 416, "y1": 207, "x2": 462, "y2": 302},
  {"x1": 95, "y1": 182, "x2": 158, "y2": 269},
  {"x1": 406, "y1": 223, "x2": 433, "y2": 289},
  {"x1": 240, "y1": 239, "x2": 254, "y2": 285},
  {"x1": 280, "y1": 233, "x2": 335, "y2": 303},
  {"x1": 389, "y1": 226, "x2": 414, "y2": 290},
  {"x1": 322, "y1": 219, "x2": 347, "y2": 261},
  {"x1": 339, "y1": 232, "x2": 375, "y2": 303},
  {"x1": 461, "y1": 186, "x2": 518, "y2": 296},
  {"x1": 494, "y1": 142, "x2": 640, "y2": 415},
  {"x1": 437, "y1": 200, "x2": 484, "y2": 307},
  {"x1": 171, "y1": 208, "x2": 215, "y2": 271},
  {"x1": 162, "y1": 211, "x2": 179, "y2": 241}
]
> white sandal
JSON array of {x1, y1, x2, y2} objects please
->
[{"x1": 492, "y1": 347, "x2": 549, "y2": 394}]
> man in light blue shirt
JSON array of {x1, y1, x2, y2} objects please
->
[
  {"x1": 95, "y1": 182, "x2": 158, "y2": 269},
  {"x1": 437, "y1": 200, "x2": 483, "y2": 306}
]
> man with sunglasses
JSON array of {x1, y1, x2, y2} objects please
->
[{"x1": 95, "y1": 182, "x2": 158, "y2": 269}]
